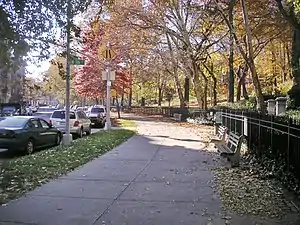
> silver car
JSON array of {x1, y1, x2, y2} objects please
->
[{"x1": 50, "y1": 110, "x2": 91, "y2": 138}]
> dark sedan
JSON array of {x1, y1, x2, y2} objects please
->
[{"x1": 0, "y1": 116, "x2": 62, "y2": 154}]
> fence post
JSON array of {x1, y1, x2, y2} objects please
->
[
  {"x1": 248, "y1": 111, "x2": 252, "y2": 153},
  {"x1": 241, "y1": 111, "x2": 244, "y2": 135},
  {"x1": 234, "y1": 110, "x2": 237, "y2": 134},
  {"x1": 258, "y1": 113, "x2": 261, "y2": 157},
  {"x1": 287, "y1": 118, "x2": 291, "y2": 172},
  {"x1": 270, "y1": 115, "x2": 273, "y2": 152}
]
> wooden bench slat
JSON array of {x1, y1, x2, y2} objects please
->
[
  {"x1": 216, "y1": 131, "x2": 243, "y2": 168},
  {"x1": 210, "y1": 125, "x2": 227, "y2": 144}
]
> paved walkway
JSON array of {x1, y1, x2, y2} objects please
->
[{"x1": 0, "y1": 116, "x2": 296, "y2": 224}]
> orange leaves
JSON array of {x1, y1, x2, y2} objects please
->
[{"x1": 74, "y1": 19, "x2": 131, "y2": 98}]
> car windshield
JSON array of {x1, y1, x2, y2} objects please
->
[
  {"x1": 0, "y1": 117, "x2": 27, "y2": 128},
  {"x1": 91, "y1": 108, "x2": 104, "y2": 113},
  {"x1": 37, "y1": 107, "x2": 55, "y2": 112},
  {"x1": 51, "y1": 111, "x2": 76, "y2": 119},
  {"x1": 3, "y1": 106, "x2": 16, "y2": 112},
  {"x1": 33, "y1": 112, "x2": 52, "y2": 119}
]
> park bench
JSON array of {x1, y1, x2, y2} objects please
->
[
  {"x1": 171, "y1": 113, "x2": 182, "y2": 121},
  {"x1": 210, "y1": 125, "x2": 227, "y2": 144},
  {"x1": 216, "y1": 132, "x2": 243, "y2": 167}
]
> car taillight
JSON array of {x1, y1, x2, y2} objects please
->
[{"x1": 74, "y1": 121, "x2": 80, "y2": 127}]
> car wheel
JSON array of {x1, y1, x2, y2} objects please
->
[
  {"x1": 55, "y1": 133, "x2": 61, "y2": 145},
  {"x1": 78, "y1": 128, "x2": 83, "y2": 138},
  {"x1": 25, "y1": 139, "x2": 35, "y2": 154},
  {"x1": 86, "y1": 126, "x2": 91, "y2": 135},
  {"x1": 99, "y1": 121, "x2": 105, "y2": 129}
]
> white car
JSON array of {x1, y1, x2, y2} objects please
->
[
  {"x1": 92, "y1": 105, "x2": 107, "y2": 116},
  {"x1": 50, "y1": 110, "x2": 91, "y2": 138}
]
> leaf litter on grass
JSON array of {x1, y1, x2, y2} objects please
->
[
  {"x1": 0, "y1": 129, "x2": 135, "y2": 204},
  {"x1": 213, "y1": 165, "x2": 294, "y2": 219}
]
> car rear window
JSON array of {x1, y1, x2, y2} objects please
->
[
  {"x1": 0, "y1": 117, "x2": 27, "y2": 128},
  {"x1": 52, "y1": 111, "x2": 76, "y2": 119},
  {"x1": 91, "y1": 108, "x2": 104, "y2": 113},
  {"x1": 37, "y1": 108, "x2": 55, "y2": 112}
]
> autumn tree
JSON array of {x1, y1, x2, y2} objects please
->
[
  {"x1": 74, "y1": 19, "x2": 131, "y2": 101},
  {"x1": 42, "y1": 56, "x2": 78, "y2": 104},
  {"x1": 275, "y1": 0, "x2": 300, "y2": 108}
]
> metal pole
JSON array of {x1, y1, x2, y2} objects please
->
[
  {"x1": 105, "y1": 66, "x2": 112, "y2": 130},
  {"x1": 63, "y1": 0, "x2": 72, "y2": 145}
]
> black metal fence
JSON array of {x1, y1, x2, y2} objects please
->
[
  {"x1": 220, "y1": 109, "x2": 300, "y2": 184},
  {"x1": 125, "y1": 106, "x2": 300, "y2": 186},
  {"x1": 124, "y1": 106, "x2": 215, "y2": 121},
  {"x1": 124, "y1": 106, "x2": 190, "y2": 120}
]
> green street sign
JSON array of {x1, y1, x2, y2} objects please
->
[{"x1": 71, "y1": 57, "x2": 85, "y2": 65}]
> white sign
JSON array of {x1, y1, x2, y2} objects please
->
[
  {"x1": 243, "y1": 117, "x2": 248, "y2": 136},
  {"x1": 215, "y1": 112, "x2": 222, "y2": 124},
  {"x1": 110, "y1": 71, "x2": 116, "y2": 80},
  {"x1": 102, "y1": 71, "x2": 107, "y2": 80},
  {"x1": 107, "y1": 81, "x2": 111, "y2": 86},
  {"x1": 101, "y1": 70, "x2": 116, "y2": 81}
]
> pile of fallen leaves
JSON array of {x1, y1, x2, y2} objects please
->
[
  {"x1": 213, "y1": 165, "x2": 294, "y2": 219},
  {"x1": 241, "y1": 155, "x2": 300, "y2": 195},
  {"x1": 0, "y1": 129, "x2": 135, "y2": 204}
]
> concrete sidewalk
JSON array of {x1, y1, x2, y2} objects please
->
[{"x1": 0, "y1": 117, "x2": 289, "y2": 224}]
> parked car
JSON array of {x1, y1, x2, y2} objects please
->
[
  {"x1": 93, "y1": 105, "x2": 107, "y2": 116},
  {"x1": 32, "y1": 112, "x2": 53, "y2": 124},
  {"x1": 87, "y1": 106, "x2": 106, "y2": 128},
  {"x1": 50, "y1": 110, "x2": 91, "y2": 138},
  {"x1": 37, "y1": 106, "x2": 56, "y2": 113},
  {"x1": 0, "y1": 116, "x2": 62, "y2": 154}
]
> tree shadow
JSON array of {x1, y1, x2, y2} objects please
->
[{"x1": 150, "y1": 134, "x2": 210, "y2": 144}]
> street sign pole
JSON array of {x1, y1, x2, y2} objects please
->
[
  {"x1": 105, "y1": 65, "x2": 112, "y2": 130},
  {"x1": 62, "y1": 0, "x2": 72, "y2": 146}
]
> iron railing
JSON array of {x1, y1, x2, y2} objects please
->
[{"x1": 220, "y1": 109, "x2": 300, "y2": 184}]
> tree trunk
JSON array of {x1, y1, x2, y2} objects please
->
[
  {"x1": 242, "y1": 65, "x2": 249, "y2": 100},
  {"x1": 285, "y1": 42, "x2": 293, "y2": 80},
  {"x1": 281, "y1": 41, "x2": 287, "y2": 82},
  {"x1": 174, "y1": 75, "x2": 185, "y2": 108},
  {"x1": 241, "y1": 0, "x2": 266, "y2": 112},
  {"x1": 237, "y1": 64, "x2": 249, "y2": 101},
  {"x1": 228, "y1": 0, "x2": 236, "y2": 103},
  {"x1": 192, "y1": 76, "x2": 203, "y2": 108},
  {"x1": 212, "y1": 75, "x2": 217, "y2": 106},
  {"x1": 203, "y1": 76, "x2": 208, "y2": 110},
  {"x1": 166, "y1": 33, "x2": 185, "y2": 108},
  {"x1": 115, "y1": 95, "x2": 121, "y2": 119},
  {"x1": 121, "y1": 93, "x2": 124, "y2": 106},
  {"x1": 158, "y1": 87, "x2": 162, "y2": 106},
  {"x1": 203, "y1": 62, "x2": 217, "y2": 106},
  {"x1": 236, "y1": 66, "x2": 242, "y2": 102},
  {"x1": 184, "y1": 77, "x2": 189, "y2": 105},
  {"x1": 288, "y1": 28, "x2": 300, "y2": 108}
]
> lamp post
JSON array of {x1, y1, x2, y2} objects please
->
[{"x1": 62, "y1": 0, "x2": 73, "y2": 146}]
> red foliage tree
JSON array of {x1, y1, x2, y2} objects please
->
[{"x1": 75, "y1": 20, "x2": 131, "y2": 99}]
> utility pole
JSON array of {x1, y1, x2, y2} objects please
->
[
  {"x1": 105, "y1": 64, "x2": 112, "y2": 130},
  {"x1": 63, "y1": 0, "x2": 72, "y2": 145}
]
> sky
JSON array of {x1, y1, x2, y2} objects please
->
[{"x1": 26, "y1": 60, "x2": 51, "y2": 80}]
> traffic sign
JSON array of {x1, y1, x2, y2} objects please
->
[
  {"x1": 99, "y1": 46, "x2": 116, "y2": 60},
  {"x1": 102, "y1": 70, "x2": 116, "y2": 80},
  {"x1": 71, "y1": 57, "x2": 85, "y2": 65}
]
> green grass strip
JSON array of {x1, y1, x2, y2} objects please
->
[{"x1": 0, "y1": 129, "x2": 136, "y2": 204}]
